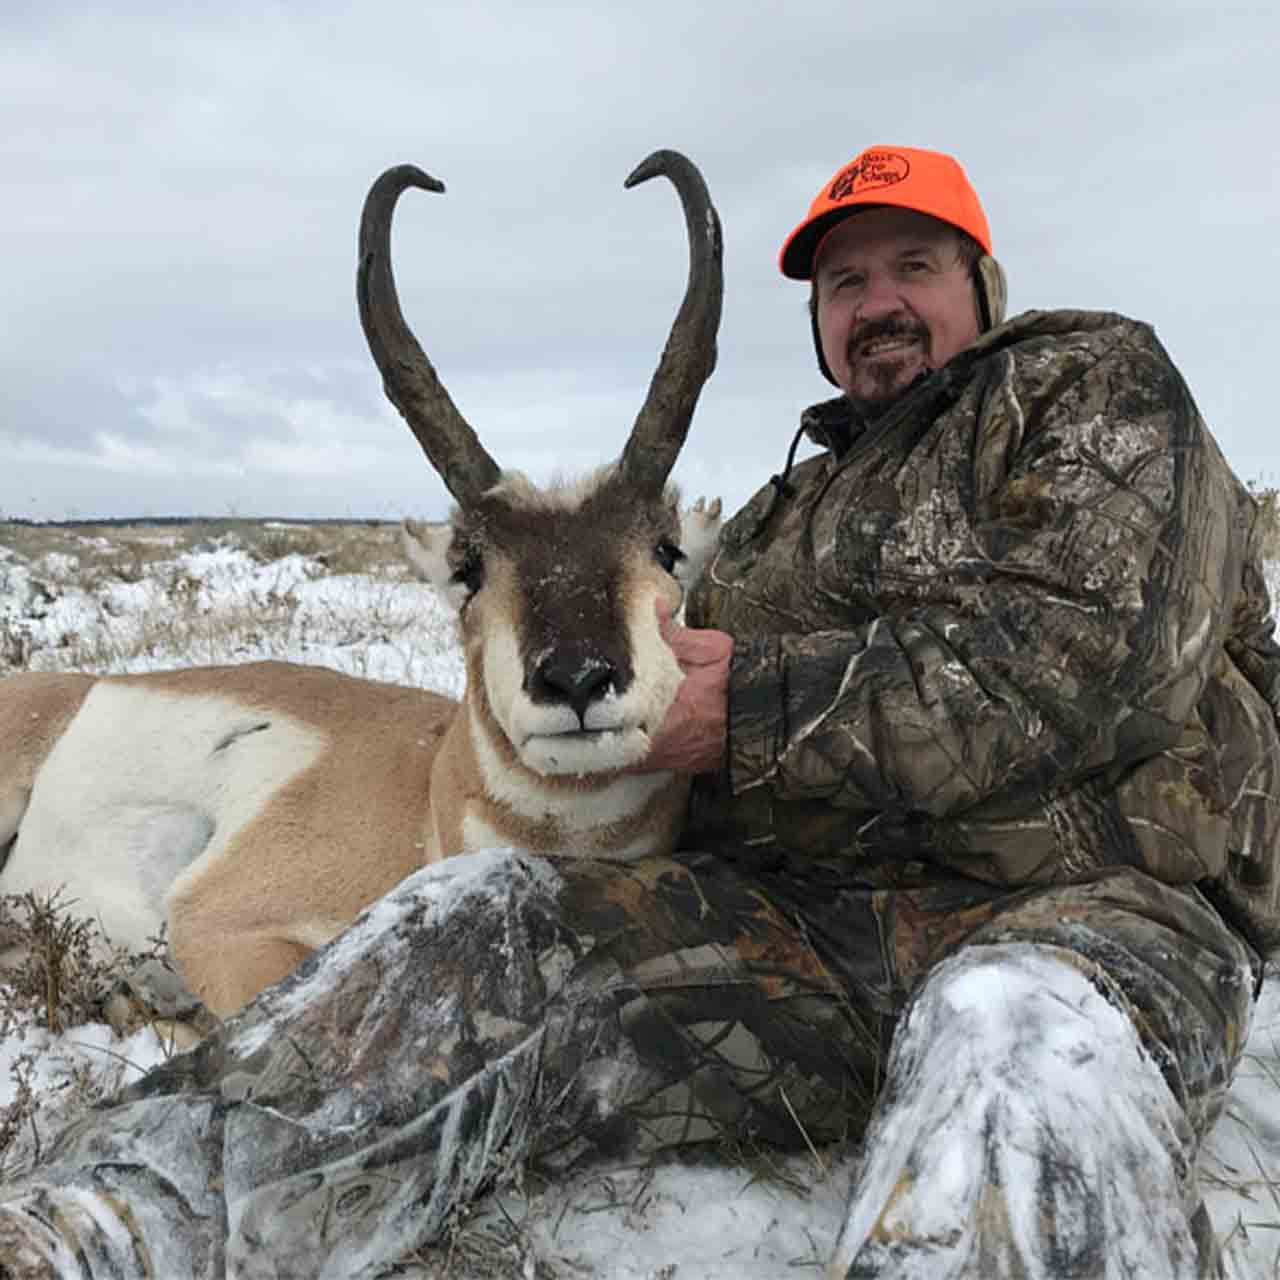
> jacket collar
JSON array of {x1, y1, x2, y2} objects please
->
[{"x1": 798, "y1": 309, "x2": 1138, "y2": 457}]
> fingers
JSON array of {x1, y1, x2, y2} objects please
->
[
  {"x1": 676, "y1": 629, "x2": 733, "y2": 666},
  {"x1": 654, "y1": 599, "x2": 732, "y2": 667}
]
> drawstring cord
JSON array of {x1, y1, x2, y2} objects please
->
[{"x1": 760, "y1": 422, "x2": 809, "y2": 527}]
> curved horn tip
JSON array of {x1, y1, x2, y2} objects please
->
[
  {"x1": 623, "y1": 149, "x2": 694, "y2": 190},
  {"x1": 375, "y1": 163, "x2": 447, "y2": 197}
]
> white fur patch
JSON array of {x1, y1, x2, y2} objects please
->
[
  {"x1": 618, "y1": 586, "x2": 686, "y2": 745},
  {"x1": 520, "y1": 728, "x2": 652, "y2": 777},
  {"x1": 460, "y1": 809, "x2": 513, "y2": 857},
  {"x1": 480, "y1": 625, "x2": 528, "y2": 750},
  {"x1": 469, "y1": 704, "x2": 673, "y2": 856},
  {"x1": 485, "y1": 584, "x2": 685, "y2": 778},
  {"x1": 2, "y1": 683, "x2": 322, "y2": 953}
]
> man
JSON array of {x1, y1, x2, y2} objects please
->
[
  {"x1": 2, "y1": 147, "x2": 1276, "y2": 1279},
  {"x1": 653, "y1": 145, "x2": 1280, "y2": 1276}
]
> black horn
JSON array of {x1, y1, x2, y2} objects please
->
[
  {"x1": 618, "y1": 150, "x2": 724, "y2": 496},
  {"x1": 358, "y1": 165, "x2": 502, "y2": 506}
]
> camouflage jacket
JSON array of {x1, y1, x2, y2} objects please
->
[{"x1": 686, "y1": 309, "x2": 1280, "y2": 954}]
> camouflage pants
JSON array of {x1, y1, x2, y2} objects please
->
[{"x1": 0, "y1": 850, "x2": 1258, "y2": 1279}]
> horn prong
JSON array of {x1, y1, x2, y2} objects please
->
[
  {"x1": 358, "y1": 165, "x2": 501, "y2": 507},
  {"x1": 618, "y1": 150, "x2": 724, "y2": 496}
]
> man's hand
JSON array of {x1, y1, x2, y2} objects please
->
[{"x1": 637, "y1": 600, "x2": 732, "y2": 775}]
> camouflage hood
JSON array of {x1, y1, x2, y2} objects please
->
[{"x1": 687, "y1": 309, "x2": 1280, "y2": 955}]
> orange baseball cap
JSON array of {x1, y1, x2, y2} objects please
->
[{"x1": 779, "y1": 146, "x2": 992, "y2": 280}]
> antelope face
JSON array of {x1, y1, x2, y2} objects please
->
[
  {"x1": 360, "y1": 148, "x2": 723, "y2": 782},
  {"x1": 404, "y1": 473, "x2": 719, "y2": 777}
]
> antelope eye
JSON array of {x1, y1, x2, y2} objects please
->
[
  {"x1": 451, "y1": 554, "x2": 484, "y2": 595},
  {"x1": 654, "y1": 539, "x2": 685, "y2": 575}
]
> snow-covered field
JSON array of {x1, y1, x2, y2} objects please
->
[{"x1": 1, "y1": 521, "x2": 1278, "y2": 1279}]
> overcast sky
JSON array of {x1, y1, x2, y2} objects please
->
[{"x1": 4, "y1": 1, "x2": 1277, "y2": 522}]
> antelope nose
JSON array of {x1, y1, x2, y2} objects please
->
[{"x1": 533, "y1": 657, "x2": 615, "y2": 721}]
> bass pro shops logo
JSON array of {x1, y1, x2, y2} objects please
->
[{"x1": 828, "y1": 151, "x2": 910, "y2": 202}]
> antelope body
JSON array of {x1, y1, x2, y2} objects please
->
[{"x1": 0, "y1": 151, "x2": 723, "y2": 1017}]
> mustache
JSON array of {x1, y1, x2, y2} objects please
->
[{"x1": 846, "y1": 315, "x2": 930, "y2": 360}]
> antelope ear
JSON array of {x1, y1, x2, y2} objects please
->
[
  {"x1": 401, "y1": 518, "x2": 457, "y2": 593},
  {"x1": 677, "y1": 495, "x2": 722, "y2": 587}
]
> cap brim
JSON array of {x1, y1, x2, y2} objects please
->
[
  {"x1": 779, "y1": 207, "x2": 863, "y2": 280},
  {"x1": 780, "y1": 196, "x2": 991, "y2": 280}
]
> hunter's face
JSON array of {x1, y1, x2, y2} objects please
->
[{"x1": 813, "y1": 208, "x2": 982, "y2": 416}]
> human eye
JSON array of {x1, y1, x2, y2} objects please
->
[{"x1": 831, "y1": 271, "x2": 865, "y2": 294}]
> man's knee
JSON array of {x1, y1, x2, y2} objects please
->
[
  {"x1": 901, "y1": 941, "x2": 1170, "y2": 1090},
  {"x1": 828, "y1": 941, "x2": 1213, "y2": 1279},
  {"x1": 967, "y1": 873, "x2": 1257, "y2": 1135}
]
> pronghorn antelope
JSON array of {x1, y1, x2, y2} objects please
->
[{"x1": 0, "y1": 150, "x2": 723, "y2": 1018}]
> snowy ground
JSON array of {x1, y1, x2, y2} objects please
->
[{"x1": 1, "y1": 522, "x2": 1278, "y2": 1278}]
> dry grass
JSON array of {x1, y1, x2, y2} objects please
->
[
  {"x1": 0, "y1": 518, "x2": 451, "y2": 679},
  {"x1": 235, "y1": 520, "x2": 407, "y2": 576},
  {"x1": 0, "y1": 889, "x2": 174, "y2": 1183},
  {"x1": 0, "y1": 890, "x2": 117, "y2": 1038},
  {"x1": 2, "y1": 522, "x2": 187, "y2": 583},
  {"x1": 0, "y1": 519, "x2": 405, "y2": 576}
]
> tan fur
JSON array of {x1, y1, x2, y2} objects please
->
[
  {"x1": 141, "y1": 664, "x2": 454, "y2": 1012},
  {"x1": 0, "y1": 673, "x2": 94, "y2": 854},
  {"x1": 1, "y1": 494, "x2": 720, "y2": 1016},
  {"x1": 101, "y1": 652, "x2": 684, "y2": 1014},
  {"x1": 434, "y1": 679, "x2": 688, "y2": 861}
]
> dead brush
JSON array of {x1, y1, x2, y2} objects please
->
[
  {"x1": 0, "y1": 1052, "x2": 38, "y2": 1178},
  {"x1": 238, "y1": 521, "x2": 403, "y2": 577},
  {"x1": 0, "y1": 889, "x2": 165, "y2": 1038},
  {"x1": 0, "y1": 892, "x2": 116, "y2": 1180},
  {"x1": 315, "y1": 523, "x2": 405, "y2": 577},
  {"x1": 241, "y1": 523, "x2": 319, "y2": 565},
  {"x1": 0, "y1": 621, "x2": 30, "y2": 671},
  {"x1": 0, "y1": 522, "x2": 78, "y2": 565},
  {"x1": 0, "y1": 889, "x2": 118, "y2": 1036},
  {"x1": 390, "y1": 1164, "x2": 549, "y2": 1280},
  {"x1": 0, "y1": 891, "x2": 180, "y2": 1181},
  {"x1": 75, "y1": 544, "x2": 153, "y2": 589},
  {"x1": 2, "y1": 519, "x2": 445, "y2": 678}
]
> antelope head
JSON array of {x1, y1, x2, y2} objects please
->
[{"x1": 358, "y1": 151, "x2": 723, "y2": 779}]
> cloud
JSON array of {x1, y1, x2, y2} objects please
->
[{"x1": 3, "y1": 1, "x2": 1277, "y2": 517}]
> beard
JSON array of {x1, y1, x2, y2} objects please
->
[{"x1": 842, "y1": 315, "x2": 933, "y2": 421}]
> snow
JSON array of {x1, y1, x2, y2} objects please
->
[
  {"x1": 829, "y1": 944, "x2": 1222, "y2": 1277},
  {"x1": 0, "y1": 1015, "x2": 178, "y2": 1142},
  {"x1": 1, "y1": 528, "x2": 1279, "y2": 1278},
  {"x1": 5, "y1": 537, "x2": 465, "y2": 695}
]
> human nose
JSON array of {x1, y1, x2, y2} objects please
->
[{"x1": 855, "y1": 268, "x2": 902, "y2": 319}]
